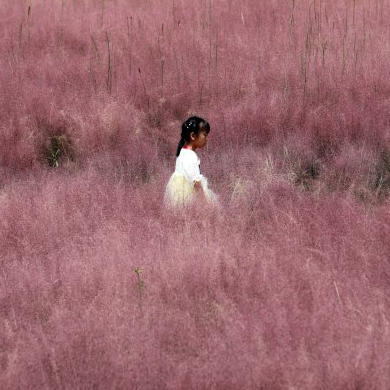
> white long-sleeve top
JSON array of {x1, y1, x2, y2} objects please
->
[{"x1": 175, "y1": 148, "x2": 207, "y2": 188}]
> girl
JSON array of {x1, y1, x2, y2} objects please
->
[{"x1": 164, "y1": 116, "x2": 218, "y2": 207}]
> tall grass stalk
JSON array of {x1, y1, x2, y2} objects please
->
[
  {"x1": 126, "y1": 16, "x2": 133, "y2": 75},
  {"x1": 138, "y1": 68, "x2": 150, "y2": 112},
  {"x1": 289, "y1": 0, "x2": 296, "y2": 36},
  {"x1": 342, "y1": 34, "x2": 346, "y2": 76},
  {"x1": 18, "y1": 20, "x2": 23, "y2": 58},
  {"x1": 134, "y1": 268, "x2": 145, "y2": 313},
  {"x1": 59, "y1": 0, "x2": 64, "y2": 45},
  {"x1": 91, "y1": 34, "x2": 101, "y2": 61},
  {"x1": 101, "y1": 0, "x2": 105, "y2": 27},
  {"x1": 105, "y1": 31, "x2": 112, "y2": 94},
  {"x1": 27, "y1": 2, "x2": 31, "y2": 48}
]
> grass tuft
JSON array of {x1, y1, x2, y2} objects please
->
[{"x1": 44, "y1": 134, "x2": 74, "y2": 168}]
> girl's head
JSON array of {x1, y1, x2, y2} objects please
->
[{"x1": 176, "y1": 116, "x2": 210, "y2": 156}]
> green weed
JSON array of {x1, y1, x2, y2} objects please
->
[{"x1": 45, "y1": 134, "x2": 74, "y2": 168}]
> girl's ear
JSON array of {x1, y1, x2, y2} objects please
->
[{"x1": 190, "y1": 132, "x2": 196, "y2": 141}]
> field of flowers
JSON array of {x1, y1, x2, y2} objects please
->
[{"x1": 1, "y1": 0, "x2": 390, "y2": 389}]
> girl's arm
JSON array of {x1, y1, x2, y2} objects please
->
[
  {"x1": 181, "y1": 152, "x2": 207, "y2": 197},
  {"x1": 181, "y1": 152, "x2": 204, "y2": 185}
]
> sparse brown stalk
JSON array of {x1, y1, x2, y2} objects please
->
[
  {"x1": 27, "y1": 2, "x2": 31, "y2": 48},
  {"x1": 91, "y1": 34, "x2": 101, "y2": 61},
  {"x1": 101, "y1": 0, "x2": 105, "y2": 27},
  {"x1": 342, "y1": 34, "x2": 346, "y2": 76},
  {"x1": 59, "y1": 0, "x2": 64, "y2": 45},
  {"x1": 18, "y1": 20, "x2": 23, "y2": 58},
  {"x1": 138, "y1": 68, "x2": 150, "y2": 112},
  {"x1": 161, "y1": 60, "x2": 164, "y2": 97},
  {"x1": 126, "y1": 16, "x2": 133, "y2": 75},
  {"x1": 105, "y1": 31, "x2": 112, "y2": 94}
]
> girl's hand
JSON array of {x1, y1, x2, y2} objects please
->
[
  {"x1": 193, "y1": 180, "x2": 202, "y2": 191},
  {"x1": 193, "y1": 180, "x2": 206, "y2": 199}
]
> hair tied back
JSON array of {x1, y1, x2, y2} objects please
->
[{"x1": 176, "y1": 116, "x2": 210, "y2": 156}]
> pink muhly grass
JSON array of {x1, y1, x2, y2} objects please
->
[
  {"x1": 2, "y1": 170, "x2": 390, "y2": 389},
  {"x1": 1, "y1": 0, "x2": 390, "y2": 389}
]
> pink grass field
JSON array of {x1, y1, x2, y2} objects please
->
[{"x1": 2, "y1": 0, "x2": 390, "y2": 389}]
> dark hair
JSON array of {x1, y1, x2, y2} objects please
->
[{"x1": 176, "y1": 116, "x2": 210, "y2": 156}]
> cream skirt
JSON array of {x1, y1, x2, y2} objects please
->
[
  {"x1": 164, "y1": 172, "x2": 218, "y2": 208},
  {"x1": 164, "y1": 172, "x2": 196, "y2": 207}
]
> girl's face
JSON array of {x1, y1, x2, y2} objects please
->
[{"x1": 190, "y1": 130, "x2": 208, "y2": 150}]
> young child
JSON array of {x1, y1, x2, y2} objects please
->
[{"x1": 164, "y1": 116, "x2": 218, "y2": 207}]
